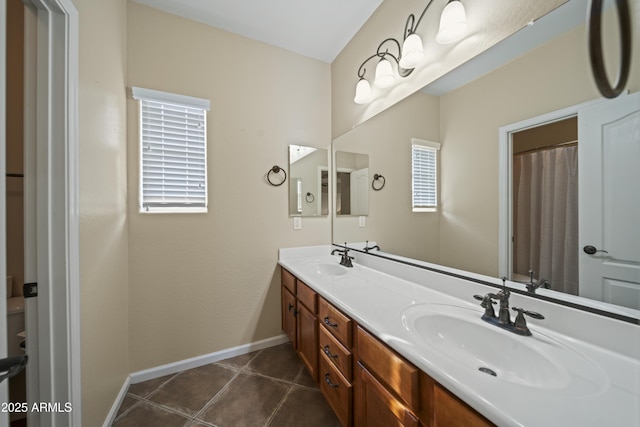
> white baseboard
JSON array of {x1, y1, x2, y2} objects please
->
[
  {"x1": 129, "y1": 334, "x2": 289, "y2": 384},
  {"x1": 102, "y1": 375, "x2": 131, "y2": 427}
]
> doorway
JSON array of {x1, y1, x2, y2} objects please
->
[{"x1": 511, "y1": 117, "x2": 578, "y2": 294}]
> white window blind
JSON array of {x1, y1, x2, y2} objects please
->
[
  {"x1": 132, "y1": 87, "x2": 210, "y2": 213},
  {"x1": 412, "y1": 139, "x2": 440, "y2": 212}
]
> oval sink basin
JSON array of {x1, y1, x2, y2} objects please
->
[
  {"x1": 401, "y1": 304, "x2": 606, "y2": 394},
  {"x1": 305, "y1": 262, "x2": 348, "y2": 277}
]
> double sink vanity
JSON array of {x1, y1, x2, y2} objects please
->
[{"x1": 278, "y1": 245, "x2": 640, "y2": 427}]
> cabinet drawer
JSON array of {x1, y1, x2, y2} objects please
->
[
  {"x1": 281, "y1": 267, "x2": 296, "y2": 294},
  {"x1": 318, "y1": 297, "x2": 353, "y2": 347},
  {"x1": 319, "y1": 325, "x2": 353, "y2": 381},
  {"x1": 356, "y1": 326, "x2": 419, "y2": 411},
  {"x1": 297, "y1": 280, "x2": 317, "y2": 313},
  {"x1": 320, "y1": 351, "x2": 353, "y2": 427}
]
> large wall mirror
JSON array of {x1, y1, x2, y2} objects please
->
[
  {"x1": 335, "y1": 151, "x2": 369, "y2": 216},
  {"x1": 289, "y1": 145, "x2": 329, "y2": 216},
  {"x1": 332, "y1": 0, "x2": 640, "y2": 321}
]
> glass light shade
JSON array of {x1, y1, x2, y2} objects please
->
[
  {"x1": 354, "y1": 78, "x2": 373, "y2": 104},
  {"x1": 374, "y1": 58, "x2": 396, "y2": 88},
  {"x1": 399, "y1": 33, "x2": 424, "y2": 69},
  {"x1": 435, "y1": 0, "x2": 468, "y2": 44}
]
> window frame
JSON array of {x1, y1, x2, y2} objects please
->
[
  {"x1": 411, "y1": 139, "x2": 441, "y2": 212},
  {"x1": 132, "y1": 87, "x2": 210, "y2": 214}
]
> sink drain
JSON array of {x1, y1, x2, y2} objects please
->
[{"x1": 478, "y1": 367, "x2": 497, "y2": 377}]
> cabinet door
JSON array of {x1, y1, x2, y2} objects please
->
[
  {"x1": 355, "y1": 363, "x2": 419, "y2": 427},
  {"x1": 433, "y1": 385, "x2": 493, "y2": 427},
  {"x1": 282, "y1": 286, "x2": 297, "y2": 347},
  {"x1": 297, "y1": 303, "x2": 318, "y2": 381}
]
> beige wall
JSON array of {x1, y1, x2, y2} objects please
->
[
  {"x1": 126, "y1": 3, "x2": 331, "y2": 371},
  {"x1": 76, "y1": 0, "x2": 130, "y2": 425},
  {"x1": 333, "y1": 91, "x2": 440, "y2": 260},
  {"x1": 439, "y1": 16, "x2": 640, "y2": 276}
]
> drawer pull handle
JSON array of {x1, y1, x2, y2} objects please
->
[
  {"x1": 323, "y1": 345, "x2": 338, "y2": 359},
  {"x1": 324, "y1": 373, "x2": 339, "y2": 388},
  {"x1": 323, "y1": 316, "x2": 338, "y2": 328}
]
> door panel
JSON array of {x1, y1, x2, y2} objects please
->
[{"x1": 578, "y1": 93, "x2": 640, "y2": 308}]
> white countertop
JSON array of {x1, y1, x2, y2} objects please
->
[{"x1": 278, "y1": 245, "x2": 640, "y2": 427}]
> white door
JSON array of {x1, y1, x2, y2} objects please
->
[
  {"x1": 578, "y1": 92, "x2": 640, "y2": 309},
  {"x1": 350, "y1": 168, "x2": 369, "y2": 216}
]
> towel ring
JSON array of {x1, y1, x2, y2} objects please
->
[
  {"x1": 588, "y1": 0, "x2": 631, "y2": 98},
  {"x1": 305, "y1": 192, "x2": 315, "y2": 203},
  {"x1": 267, "y1": 165, "x2": 287, "y2": 186},
  {"x1": 372, "y1": 173, "x2": 385, "y2": 191}
]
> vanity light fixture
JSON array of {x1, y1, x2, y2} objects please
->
[{"x1": 354, "y1": 0, "x2": 468, "y2": 104}]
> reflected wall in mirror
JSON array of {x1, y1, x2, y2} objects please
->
[
  {"x1": 288, "y1": 145, "x2": 328, "y2": 216},
  {"x1": 335, "y1": 151, "x2": 369, "y2": 216},
  {"x1": 332, "y1": 2, "x2": 640, "y2": 320}
]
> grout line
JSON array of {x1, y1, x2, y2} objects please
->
[
  {"x1": 189, "y1": 355, "x2": 255, "y2": 423},
  {"x1": 265, "y1": 383, "x2": 294, "y2": 427}
]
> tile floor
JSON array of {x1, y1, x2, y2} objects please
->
[{"x1": 113, "y1": 343, "x2": 342, "y2": 426}]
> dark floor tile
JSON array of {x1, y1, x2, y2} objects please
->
[
  {"x1": 115, "y1": 395, "x2": 139, "y2": 417},
  {"x1": 293, "y1": 365, "x2": 319, "y2": 389},
  {"x1": 128, "y1": 374, "x2": 175, "y2": 398},
  {"x1": 216, "y1": 350, "x2": 259, "y2": 369},
  {"x1": 149, "y1": 364, "x2": 236, "y2": 416},
  {"x1": 245, "y1": 343, "x2": 302, "y2": 381},
  {"x1": 112, "y1": 401, "x2": 189, "y2": 427},
  {"x1": 269, "y1": 386, "x2": 342, "y2": 427},
  {"x1": 198, "y1": 372, "x2": 289, "y2": 426}
]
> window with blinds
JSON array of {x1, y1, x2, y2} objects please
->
[
  {"x1": 412, "y1": 139, "x2": 441, "y2": 212},
  {"x1": 132, "y1": 87, "x2": 210, "y2": 213}
]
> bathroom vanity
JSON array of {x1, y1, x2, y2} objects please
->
[{"x1": 278, "y1": 245, "x2": 640, "y2": 427}]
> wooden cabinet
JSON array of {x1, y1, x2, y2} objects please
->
[
  {"x1": 318, "y1": 297, "x2": 354, "y2": 427},
  {"x1": 355, "y1": 326, "x2": 419, "y2": 427},
  {"x1": 419, "y1": 373, "x2": 494, "y2": 427},
  {"x1": 355, "y1": 362, "x2": 419, "y2": 427},
  {"x1": 281, "y1": 268, "x2": 318, "y2": 381},
  {"x1": 281, "y1": 267, "x2": 493, "y2": 427}
]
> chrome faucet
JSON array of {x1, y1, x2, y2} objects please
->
[
  {"x1": 331, "y1": 246, "x2": 354, "y2": 267},
  {"x1": 473, "y1": 277, "x2": 544, "y2": 336}
]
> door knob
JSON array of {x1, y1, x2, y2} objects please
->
[{"x1": 583, "y1": 245, "x2": 608, "y2": 255}]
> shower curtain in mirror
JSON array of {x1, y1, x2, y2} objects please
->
[{"x1": 513, "y1": 145, "x2": 578, "y2": 295}]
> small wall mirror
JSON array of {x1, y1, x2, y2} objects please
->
[
  {"x1": 335, "y1": 151, "x2": 369, "y2": 216},
  {"x1": 288, "y1": 145, "x2": 329, "y2": 216}
]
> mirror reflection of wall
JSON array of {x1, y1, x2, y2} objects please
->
[
  {"x1": 335, "y1": 151, "x2": 369, "y2": 216},
  {"x1": 288, "y1": 145, "x2": 328, "y2": 217},
  {"x1": 331, "y1": 4, "x2": 640, "y2": 319}
]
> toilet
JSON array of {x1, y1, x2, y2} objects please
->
[{"x1": 6, "y1": 276, "x2": 26, "y2": 356}]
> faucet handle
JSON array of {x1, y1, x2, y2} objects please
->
[
  {"x1": 473, "y1": 294, "x2": 497, "y2": 318},
  {"x1": 512, "y1": 307, "x2": 544, "y2": 319}
]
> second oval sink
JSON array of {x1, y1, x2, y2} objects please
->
[{"x1": 401, "y1": 304, "x2": 607, "y2": 395}]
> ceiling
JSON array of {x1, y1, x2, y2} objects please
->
[{"x1": 131, "y1": 0, "x2": 384, "y2": 63}]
